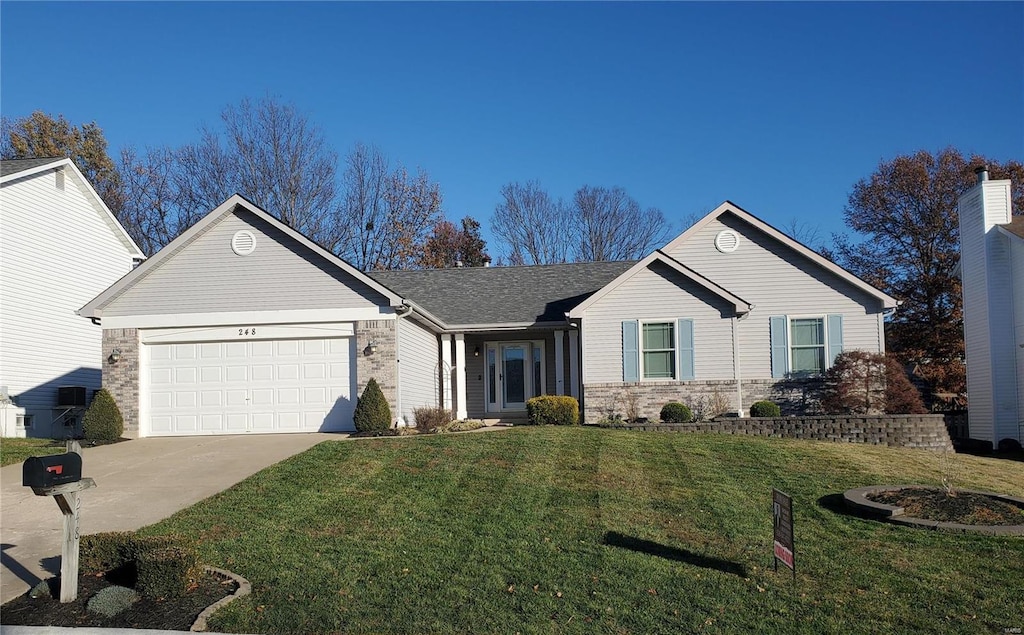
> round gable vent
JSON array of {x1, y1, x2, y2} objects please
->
[
  {"x1": 231, "y1": 230, "x2": 257, "y2": 256},
  {"x1": 714, "y1": 229, "x2": 740, "y2": 253}
]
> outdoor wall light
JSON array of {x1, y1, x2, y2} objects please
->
[
  {"x1": 474, "y1": 346, "x2": 480, "y2": 357},
  {"x1": 367, "y1": 340, "x2": 379, "y2": 354},
  {"x1": 109, "y1": 348, "x2": 122, "y2": 364}
]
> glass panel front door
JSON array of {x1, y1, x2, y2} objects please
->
[{"x1": 502, "y1": 344, "x2": 527, "y2": 409}]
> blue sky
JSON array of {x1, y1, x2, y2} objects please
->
[{"x1": 2, "y1": 2, "x2": 1021, "y2": 250}]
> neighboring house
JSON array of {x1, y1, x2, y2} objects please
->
[
  {"x1": 0, "y1": 157, "x2": 145, "y2": 438},
  {"x1": 958, "y1": 167, "x2": 1022, "y2": 448},
  {"x1": 80, "y1": 194, "x2": 896, "y2": 438}
]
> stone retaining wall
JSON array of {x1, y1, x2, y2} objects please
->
[{"x1": 605, "y1": 414, "x2": 954, "y2": 451}]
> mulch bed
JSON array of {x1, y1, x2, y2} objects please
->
[
  {"x1": 0, "y1": 569, "x2": 236, "y2": 630},
  {"x1": 867, "y1": 487, "x2": 1024, "y2": 525}
]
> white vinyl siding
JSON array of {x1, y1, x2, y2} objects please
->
[
  {"x1": 582, "y1": 261, "x2": 735, "y2": 383},
  {"x1": 102, "y1": 209, "x2": 389, "y2": 317},
  {"x1": 0, "y1": 168, "x2": 137, "y2": 434},
  {"x1": 397, "y1": 316, "x2": 440, "y2": 424},
  {"x1": 666, "y1": 214, "x2": 884, "y2": 378}
]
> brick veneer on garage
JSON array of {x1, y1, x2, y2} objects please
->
[
  {"x1": 355, "y1": 320, "x2": 397, "y2": 421},
  {"x1": 102, "y1": 328, "x2": 141, "y2": 438},
  {"x1": 611, "y1": 415, "x2": 954, "y2": 451}
]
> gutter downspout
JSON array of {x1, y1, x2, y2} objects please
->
[
  {"x1": 733, "y1": 314, "x2": 745, "y2": 417},
  {"x1": 394, "y1": 303, "x2": 414, "y2": 427}
]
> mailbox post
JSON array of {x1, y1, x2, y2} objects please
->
[{"x1": 22, "y1": 440, "x2": 96, "y2": 603}]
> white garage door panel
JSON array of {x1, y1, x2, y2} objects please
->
[{"x1": 146, "y1": 337, "x2": 354, "y2": 436}]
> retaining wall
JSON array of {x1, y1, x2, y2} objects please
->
[{"x1": 606, "y1": 414, "x2": 954, "y2": 451}]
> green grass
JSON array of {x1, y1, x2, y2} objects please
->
[
  {"x1": 0, "y1": 438, "x2": 66, "y2": 467},
  {"x1": 145, "y1": 428, "x2": 1024, "y2": 634}
]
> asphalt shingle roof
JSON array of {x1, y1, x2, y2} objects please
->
[
  {"x1": 0, "y1": 157, "x2": 66, "y2": 178},
  {"x1": 1002, "y1": 215, "x2": 1024, "y2": 239},
  {"x1": 369, "y1": 260, "x2": 636, "y2": 327}
]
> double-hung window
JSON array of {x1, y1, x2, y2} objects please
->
[
  {"x1": 789, "y1": 317, "x2": 826, "y2": 375},
  {"x1": 770, "y1": 314, "x2": 844, "y2": 378},
  {"x1": 622, "y1": 319, "x2": 695, "y2": 381},
  {"x1": 642, "y1": 322, "x2": 676, "y2": 379}
]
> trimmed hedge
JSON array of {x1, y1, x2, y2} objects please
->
[
  {"x1": 136, "y1": 546, "x2": 200, "y2": 598},
  {"x1": 80, "y1": 531, "x2": 136, "y2": 574},
  {"x1": 80, "y1": 532, "x2": 197, "y2": 597},
  {"x1": 660, "y1": 402, "x2": 693, "y2": 423},
  {"x1": 354, "y1": 378, "x2": 391, "y2": 433},
  {"x1": 526, "y1": 396, "x2": 580, "y2": 426},
  {"x1": 82, "y1": 388, "x2": 124, "y2": 441},
  {"x1": 749, "y1": 400, "x2": 782, "y2": 417}
]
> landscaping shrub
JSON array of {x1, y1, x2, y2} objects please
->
[
  {"x1": 660, "y1": 402, "x2": 693, "y2": 423},
  {"x1": 526, "y1": 396, "x2": 579, "y2": 426},
  {"x1": 436, "y1": 419, "x2": 485, "y2": 433},
  {"x1": 749, "y1": 400, "x2": 782, "y2": 417},
  {"x1": 80, "y1": 531, "x2": 135, "y2": 574},
  {"x1": 86, "y1": 585, "x2": 140, "y2": 617},
  {"x1": 413, "y1": 406, "x2": 452, "y2": 432},
  {"x1": 354, "y1": 378, "x2": 391, "y2": 433},
  {"x1": 82, "y1": 388, "x2": 123, "y2": 441},
  {"x1": 821, "y1": 351, "x2": 926, "y2": 414},
  {"x1": 135, "y1": 545, "x2": 201, "y2": 598}
]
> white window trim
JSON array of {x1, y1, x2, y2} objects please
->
[
  {"x1": 787, "y1": 314, "x2": 830, "y2": 376},
  {"x1": 639, "y1": 318, "x2": 678, "y2": 382}
]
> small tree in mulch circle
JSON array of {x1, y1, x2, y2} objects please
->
[
  {"x1": 354, "y1": 378, "x2": 392, "y2": 433},
  {"x1": 82, "y1": 389, "x2": 124, "y2": 441}
]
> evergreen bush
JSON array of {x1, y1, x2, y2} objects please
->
[
  {"x1": 749, "y1": 400, "x2": 782, "y2": 417},
  {"x1": 526, "y1": 396, "x2": 580, "y2": 425},
  {"x1": 354, "y1": 378, "x2": 391, "y2": 433},
  {"x1": 82, "y1": 389, "x2": 124, "y2": 441},
  {"x1": 136, "y1": 546, "x2": 200, "y2": 598},
  {"x1": 660, "y1": 402, "x2": 693, "y2": 423}
]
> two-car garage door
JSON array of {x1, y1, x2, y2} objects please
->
[{"x1": 146, "y1": 337, "x2": 354, "y2": 436}]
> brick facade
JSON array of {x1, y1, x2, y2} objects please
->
[
  {"x1": 102, "y1": 328, "x2": 140, "y2": 438},
  {"x1": 582, "y1": 378, "x2": 830, "y2": 423},
  {"x1": 355, "y1": 320, "x2": 397, "y2": 422},
  {"x1": 607, "y1": 414, "x2": 954, "y2": 451}
]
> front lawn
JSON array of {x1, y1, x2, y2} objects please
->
[
  {"x1": 0, "y1": 438, "x2": 67, "y2": 467},
  {"x1": 145, "y1": 427, "x2": 1024, "y2": 634}
]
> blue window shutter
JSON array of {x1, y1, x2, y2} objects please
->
[
  {"x1": 770, "y1": 316, "x2": 789, "y2": 378},
  {"x1": 678, "y1": 318, "x2": 695, "y2": 380},
  {"x1": 827, "y1": 314, "x2": 844, "y2": 366},
  {"x1": 622, "y1": 320, "x2": 639, "y2": 381}
]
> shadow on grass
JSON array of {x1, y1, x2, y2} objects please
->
[
  {"x1": 602, "y1": 531, "x2": 746, "y2": 577},
  {"x1": 817, "y1": 493, "x2": 883, "y2": 522}
]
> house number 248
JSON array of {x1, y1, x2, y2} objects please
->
[{"x1": 238, "y1": 328, "x2": 256, "y2": 336}]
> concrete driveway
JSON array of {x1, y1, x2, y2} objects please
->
[{"x1": 1, "y1": 433, "x2": 339, "y2": 603}]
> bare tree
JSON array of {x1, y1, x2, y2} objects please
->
[
  {"x1": 218, "y1": 97, "x2": 337, "y2": 241},
  {"x1": 781, "y1": 218, "x2": 825, "y2": 253},
  {"x1": 571, "y1": 185, "x2": 673, "y2": 261},
  {"x1": 490, "y1": 181, "x2": 571, "y2": 265},
  {"x1": 332, "y1": 142, "x2": 443, "y2": 271}
]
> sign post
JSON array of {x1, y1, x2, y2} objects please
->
[{"x1": 772, "y1": 488, "x2": 795, "y2": 579}]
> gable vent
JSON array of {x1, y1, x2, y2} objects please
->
[
  {"x1": 231, "y1": 230, "x2": 257, "y2": 256},
  {"x1": 714, "y1": 230, "x2": 740, "y2": 253}
]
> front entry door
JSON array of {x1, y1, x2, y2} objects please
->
[{"x1": 501, "y1": 344, "x2": 528, "y2": 410}]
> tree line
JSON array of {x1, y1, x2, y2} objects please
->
[
  {"x1": 3, "y1": 101, "x2": 1022, "y2": 404},
  {"x1": 0, "y1": 97, "x2": 674, "y2": 270}
]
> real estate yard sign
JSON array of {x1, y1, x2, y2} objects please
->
[{"x1": 772, "y1": 488, "x2": 795, "y2": 577}]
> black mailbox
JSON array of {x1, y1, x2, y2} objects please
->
[{"x1": 23, "y1": 453, "x2": 83, "y2": 488}]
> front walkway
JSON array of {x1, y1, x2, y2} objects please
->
[{"x1": 1, "y1": 433, "x2": 337, "y2": 603}]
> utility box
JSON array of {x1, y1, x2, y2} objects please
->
[
  {"x1": 23, "y1": 453, "x2": 83, "y2": 488},
  {"x1": 57, "y1": 386, "x2": 87, "y2": 408}
]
